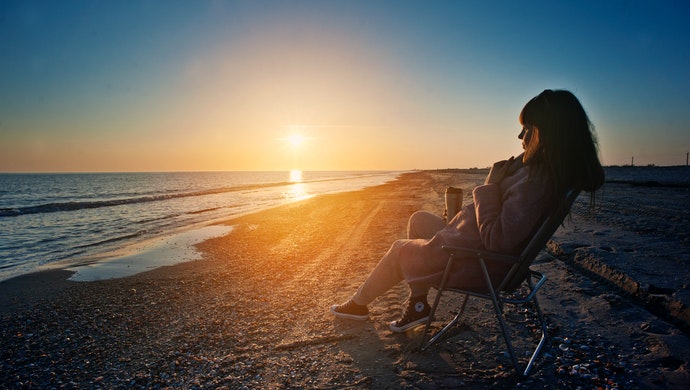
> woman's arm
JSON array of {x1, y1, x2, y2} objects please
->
[
  {"x1": 472, "y1": 167, "x2": 551, "y2": 254},
  {"x1": 485, "y1": 154, "x2": 525, "y2": 185}
]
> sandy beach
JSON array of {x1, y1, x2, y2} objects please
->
[{"x1": 1, "y1": 170, "x2": 689, "y2": 389}]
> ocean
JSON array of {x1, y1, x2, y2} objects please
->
[{"x1": 0, "y1": 170, "x2": 401, "y2": 282}]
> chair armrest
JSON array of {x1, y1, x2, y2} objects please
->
[{"x1": 441, "y1": 245, "x2": 520, "y2": 265}]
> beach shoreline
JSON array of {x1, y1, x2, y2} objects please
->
[
  {"x1": 0, "y1": 170, "x2": 404, "y2": 284},
  {"x1": 1, "y1": 170, "x2": 689, "y2": 388}
]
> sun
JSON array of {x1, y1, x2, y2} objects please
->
[
  {"x1": 285, "y1": 133, "x2": 307, "y2": 148},
  {"x1": 280, "y1": 128, "x2": 314, "y2": 149}
]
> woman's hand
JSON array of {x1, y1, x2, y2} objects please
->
[{"x1": 485, "y1": 156, "x2": 515, "y2": 185}]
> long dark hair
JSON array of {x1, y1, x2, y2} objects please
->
[{"x1": 519, "y1": 89, "x2": 605, "y2": 205}]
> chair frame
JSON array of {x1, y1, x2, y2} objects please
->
[{"x1": 420, "y1": 190, "x2": 580, "y2": 376}]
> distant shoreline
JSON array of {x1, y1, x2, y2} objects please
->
[{"x1": 603, "y1": 165, "x2": 690, "y2": 186}]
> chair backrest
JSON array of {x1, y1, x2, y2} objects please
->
[{"x1": 501, "y1": 189, "x2": 581, "y2": 291}]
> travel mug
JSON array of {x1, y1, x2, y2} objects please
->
[{"x1": 445, "y1": 186, "x2": 463, "y2": 222}]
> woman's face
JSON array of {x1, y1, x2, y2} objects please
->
[{"x1": 518, "y1": 125, "x2": 534, "y2": 150}]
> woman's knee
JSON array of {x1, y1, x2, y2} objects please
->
[{"x1": 407, "y1": 211, "x2": 445, "y2": 239}]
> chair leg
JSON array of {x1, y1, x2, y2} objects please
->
[
  {"x1": 421, "y1": 293, "x2": 469, "y2": 351},
  {"x1": 420, "y1": 286, "x2": 444, "y2": 350},
  {"x1": 478, "y1": 259, "x2": 521, "y2": 372},
  {"x1": 420, "y1": 259, "x2": 548, "y2": 376},
  {"x1": 422, "y1": 288, "x2": 548, "y2": 376},
  {"x1": 522, "y1": 293, "x2": 548, "y2": 376}
]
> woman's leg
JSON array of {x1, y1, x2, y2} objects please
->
[
  {"x1": 405, "y1": 211, "x2": 442, "y2": 299},
  {"x1": 333, "y1": 211, "x2": 443, "y2": 325},
  {"x1": 347, "y1": 212, "x2": 443, "y2": 305},
  {"x1": 351, "y1": 239, "x2": 407, "y2": 305},
  {"x1": 407, "y1": 211, "x2": 445, "y2": 240}
]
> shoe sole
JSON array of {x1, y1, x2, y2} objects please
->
[
  {"x1": 389, "y1": 316, "x2": 429, "y2": 333},
  {"x1": 330, "y1": 305, "x2": 369, "y2": 321}
]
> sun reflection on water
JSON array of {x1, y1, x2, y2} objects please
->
[
  {"x1": 286, "y1": 170, "x2": 311, "y2": 201},
  {"x1": 289, "y1": 169, "x2": 303, "y2": 183}
]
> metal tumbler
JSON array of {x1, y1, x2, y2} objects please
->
[{"x1": 445, "y1": 186, "x2": 463, "y2": 222}]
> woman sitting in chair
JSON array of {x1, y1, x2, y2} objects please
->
[{"x1": 331, "y1": 89, "x2": 605, "y2": 332}]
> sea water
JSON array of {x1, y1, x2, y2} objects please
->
[{"x1": 0, "y1": 171, "x2": 401, "y2": 281}]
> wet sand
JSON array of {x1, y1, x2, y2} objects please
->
[{"x1": 1, "y1": 170, "x2": 689, "y2": 389}]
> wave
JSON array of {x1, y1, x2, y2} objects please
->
[
  {"x1": 72, "y1": 231, "x2": 149, "y2": 250},
  {"x1": 0, "y1": 181, "x2": 294, "y2": 217}
]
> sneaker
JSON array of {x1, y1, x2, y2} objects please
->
[
  {"x1": 330, "y1": 300, "x2": 369, "y2": 321},
  {"x1": 389, "y1": 299, "x2": 430, "y2": 333}
]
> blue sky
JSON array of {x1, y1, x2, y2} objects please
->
[{"x1": 1, "y1": 1, "x2": 689, "y2": 172}]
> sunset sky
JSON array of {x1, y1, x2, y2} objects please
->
[{"x1": 1, "y1": 1, "x2": 689, "y2": 172}]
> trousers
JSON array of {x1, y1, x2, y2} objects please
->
[{"x1": 351, "y1": 211, "x2": 446, "y2": 305}]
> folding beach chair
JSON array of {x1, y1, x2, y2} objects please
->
[{"x1": 420, "y1": 189, "x2": 581, "y2": 376}]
